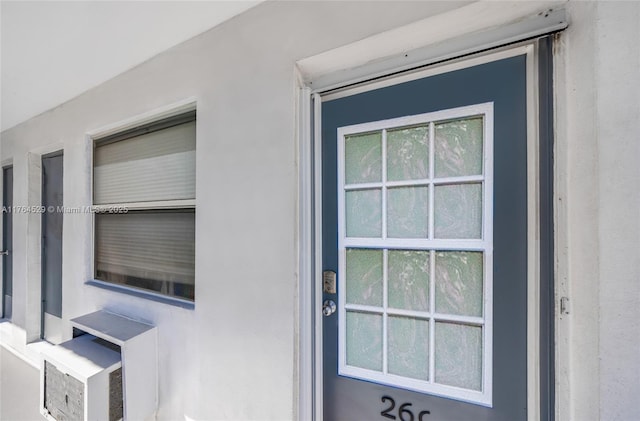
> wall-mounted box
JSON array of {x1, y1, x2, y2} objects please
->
[
  {"x1": 40, "y1": 334, "x2": 123, "y2": 421},
  {"x1": 40, "y1": 310, "x2": 157, "y2": 421}
]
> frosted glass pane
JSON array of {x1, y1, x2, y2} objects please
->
[
  {"x1": 387, "y1": 126, "x2": 429, "y2": 181},
  {"x1": 434, "y1": 183, "x2": 482, "y2": 239},
  {"x1": 387, "y1": 187, "x2": 429, "y2": 238},
  {"x1": 346, "y1": 189, "x2": 382, "y2": 237},
  {"x1": 435, "y1": 323, "x2": 482, "y2": 390},
  {"x1": 435, "y1": 117, "x2": 483, "y2": 177},
  {"x1": 345, "y1": 132, "x2": 382, "y2": 184},
  {"x1": 435, "y1": 252, "x2": 483, "y2": 317},
  {"x1": 388, "y1": 317, "x2": 429, "y2": 380},
  {"x1": 346, "y1": 312, "x2": 382, "y2": 371},
  {"x1": 346, "y1": 249, "x2": 383, "y2": 306},
  {"x1": 388, "y1": 250, "x2": 429, "y2": 311}
]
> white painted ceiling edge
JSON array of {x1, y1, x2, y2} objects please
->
[{"x1": 0, "y1": 0, "x2": 265, "y2": 132}]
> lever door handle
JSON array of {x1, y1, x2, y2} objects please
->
[{"x1": 0, "y1": 250, "x2": 9, "y2": 256}]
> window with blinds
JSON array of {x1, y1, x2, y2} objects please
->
[{"x1": 93, "y1": 111, "x2": 196, "y2": 301}]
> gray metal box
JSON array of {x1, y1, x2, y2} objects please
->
[{"x1": 40, "y1": 335, "x2": 122, "y2": 421}]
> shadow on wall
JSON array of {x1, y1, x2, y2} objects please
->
[{"x1": 0, "y1": 346, "x2": 41, "y2": 421}]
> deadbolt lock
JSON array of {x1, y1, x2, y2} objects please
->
[{"x1": 323, "y1": 270, "x2": 336, "y2": 294}]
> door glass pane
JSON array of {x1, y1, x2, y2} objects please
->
[
  {"x1": 435, "y1": 251, "x2": 483, "y2": 317},
  {"x1": 388, "y1": 250, "x2": 429, "y2": 311},
  {"x1": 336, "y1": 104, "x2": 493, "y2": 405},
  {"x1": 345, "y1": 249, "x2": 383, "y2": 306},
  {"x1": 387, "y1": 187, "x2": 429, "y2": 238},
  {"x1": 346, "y1": 311, "x2": 382, "y2": 371},
  {"x1": 435, "y1": 117, "x2": 483, "y2": 178},
  {"x1": 345, "y1": 132, "x2": 382, "y2": 184},
  {"x1": 387, "y1": 126, "x2": 429, "y2": 181},
  {"x1": 435, "y1": 322, "x2": 482, "y2": 391},
  {"x1": 388, "y1": 316, "x2": 429, "y2": 380},
  {"x1": 434, "y1": 183, "x2": 482, "y2": 239},
  {"x1": 346, "y1": 189, "x2": 382, "y2": 237}
]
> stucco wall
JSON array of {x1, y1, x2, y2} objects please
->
[
  {"x1": 592, "y1": 2, "x2": 639, "y2": 420},
  {"x1": 1, "y1": 1, "x2": 639, "y2": 420},
  {"x1": 0, "y1": 2, "x2": 469, "y2": 420},
  {"x1": 555, "y1": 2, "x2": 640, "y2": 420}
]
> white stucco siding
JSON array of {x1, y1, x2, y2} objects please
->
[
  {"x1": 1, "y1": 1, "x2": 640, "y2": 420},
  {"x1": 0, "y1": 2, "x2": 468, "y2": 420},
  {"x1": 555, "y1": 2, "x2": 640, "y2": 421},
  {"x1": 595, "y1": 3, "x2": 640, "y2": 421},
  {"x1": 554, "y1": 3, "x2": 601, "y2": 420}
]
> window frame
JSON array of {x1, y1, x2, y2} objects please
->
[
  {"x1": 87, "y1": 101, "x2": 197, "y2": 307},
  {"x1": 336, "y1": 102, "x2": 494, "y2": 406}
]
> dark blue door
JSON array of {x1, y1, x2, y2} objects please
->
[
  {"x1": 42, "y1": 152, "x2": 63, "y2": 339},
  {"x1": 322, "y1": 56, "x2": 528, "y2": 420},
  {"x1": 2, "y1": 166, "x2": 13, "y2": 319}
]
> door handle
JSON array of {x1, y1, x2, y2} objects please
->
[
  {"x1": 322, "y1": 300, "x2": 337, "y2": 317},
  {"x1": 0, "y1": 250, "x2": 9, "y2": 256}
]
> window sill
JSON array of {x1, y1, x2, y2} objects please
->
[{"x1": 86, "y1": 280, "x2": 195, "y2": 310}]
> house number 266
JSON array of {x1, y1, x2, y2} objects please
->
[{"x1": 381, "y1": 396, "x2": 430, "y2": 420}]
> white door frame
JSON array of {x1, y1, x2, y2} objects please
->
[
  {"x1": 296, "y1": 9, "x2": 562, "y2": 418},
  {"x1": 0, "y1": 161, "x2": 12, "y2": 320},
  {"x1": 27, "y1": 144, "x2": 65, "y2": 344}
]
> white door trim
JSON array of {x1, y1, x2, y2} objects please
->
[
  {"x1": 295, "y1": 1, "x2": 562, "y2": 413},
  {"x1": 297, "y1": 40, "x2": 547, "y2": 420},
  {"x1": 296, "y1": 2, "x2": 566, "y2": 92},
  {"x1": 26, "y1": 145, "x2": 63, "y2": 343}
]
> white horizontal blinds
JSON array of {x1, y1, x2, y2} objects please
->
[
  {"x1": 94, "y1": 121, "x2": 196, "y2": 205},
  {"x1": 95, "y1": 211, "x2": 195, "y2": 286}
]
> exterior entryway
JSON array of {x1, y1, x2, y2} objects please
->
[
  {"x1": 41, "y1": 152, "x2": 63, "y2": 341},
  {"x1": 2, "y1": 166, "x2": 13, "y2": 319},
  {"x1": 321, "y1": 54, "x2": 531, "y2": 420}
]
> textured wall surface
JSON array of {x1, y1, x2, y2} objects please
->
[
  {"x1": 0, "y1": 347, "x2": 41, "y2": 421},
  {"x1": 555, "y1": 2, "x2": 640, "y2": 420},
  {"x1": 0, "y1": 2, "x2": 467, "y2": 419},
  {"x1": 594, "y1": 3, "x2": 640, "y2": 421},
  {"x1": 1, "y1": 1, "x2": 639, "y2": 420}
]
